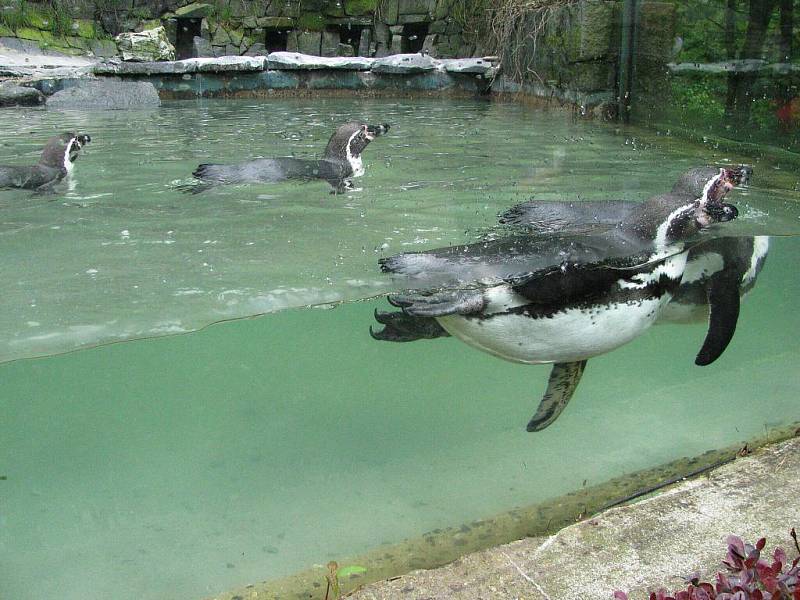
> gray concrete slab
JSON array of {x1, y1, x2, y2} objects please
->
[{"x1": 349, "y1": 437, "x2": 800, "y2": 600}]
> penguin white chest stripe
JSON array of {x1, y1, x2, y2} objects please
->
[
  {"x1": 345, "y1": 130, "x2": 365, "y2": 178},
  {"x1": 63, "y1": 137, "x2": 77, "y2": 174},
  {"x1": 743, "y1": 236, "x2": 769, "y2": 285},
  {"x1": 681, "y1": 251, "x2": 725, "y2": 285}
]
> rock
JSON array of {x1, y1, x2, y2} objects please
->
[
  {"x1": 267, "y1": 51, "x2": 374, "y2": 70},
  {"x1": 344, "y1": 0, "x2": 377, "y2": 15},
  {"x1": 224, "y1": 44, "x2": 240, "y2": 56},
  {"x1": 372, "y1": 53, "x2": 436, "y2": 73},
  {"x1": 421, "y1": 34, "x2": 436, "y2": 56},
  {"x1": 380, "y1": 0, "x2": 399, "y2": 24},
  {"x1": 337, "y1": 43, "x2": 354, "y2": 57},
  {"x1": 229, "y1": 28, "x2": 244, "y2": 47},
  {"x1": 115, "y1": 27, "x2": 176, "y2": 62},
  {"x1": 257, "y1": 16, "x2": 294, "y2": 28},
  {"x1": 193, "y1": 36, "x2": 214, "y2": 58},
  {"x1": 242, "y1": 16, "x2": 259, "y2": 29},
  {"x1": 212, "y1": 27, "x2": 231, "y2": 46},
  {"x1": 70, "y1": 19, "x2": 97, "y2": 39},
  {"x1": 0, "y1": 82, "x2": 45, "y2": 108},
  {"x1": 397, "y1": 0, "x2": 435, "y2": 14},
  {"x1": 389, "y1": 35, "x2": 402, "y2": 54},
  {"x1": 357, "y1": 28, "x2": 371, "y2": 56},
  {"x1": 15, "y1": 27, "x2": 44, "y2": 42},
  {"x1": 47, "y1": 80, "x2": 161, "y2": 110},
  {"x1": 389, "y1": 25, "x2": 404, "y2": 34},
  {"x1": 244, "y1": 42, "x2": 267, "y2": 56},
  {"x1": 398, "y1": 14, "x2": 430, "y2": 24},
  {"x1": 175, "y1": 2, "x2": 214, "y2": 18},
  {"x1": 438, "y1": 57, "x2": 494, "y2": 74},
  {"x1": 320, "y1": 30, "x2": 340, "y2": 57},
  {"x1": 296, "y1": 31, "x2": 322, "y2": 55}
]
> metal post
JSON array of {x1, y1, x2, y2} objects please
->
[{"x1": 618, "y1": 0, "x2": 638, "y2": 122}]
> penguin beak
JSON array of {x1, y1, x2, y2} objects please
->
[{"x1": 365, "y1": 123, "x2": 390, "y2": 141}]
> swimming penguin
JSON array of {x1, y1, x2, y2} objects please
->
[
  {"x1": 497, "y1": 165, "x2": 764, "y2": 366},
  {"x1": 0, "y1": 132, "x2": 91, "y2": 191},
  {"x1": 190, "y1": 122, "x2": 390, "y2": 194},
  {"x1": 371, "y1": 167, "x2": 744, "y2": 432}
]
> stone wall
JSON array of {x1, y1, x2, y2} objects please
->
[{"x1": 0, "y1": 0, "x2": 479, "y2": 60}]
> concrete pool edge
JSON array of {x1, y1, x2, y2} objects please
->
[{"x1": 208, "y1": 421, "x2": 800, "y2": 600}]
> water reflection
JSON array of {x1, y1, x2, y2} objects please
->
[{"x1": 372, "y1": 166, "x2": 763, "y2": 431}]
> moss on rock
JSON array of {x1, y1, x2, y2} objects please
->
[
  {"x1": 344, "y1": 0, "x2": 377, "y2": 16},
  {"x1": 296, "y1": 12, "x2": 326, "y2": 31}
]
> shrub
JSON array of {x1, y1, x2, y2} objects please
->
[{"x1": 614, "y1": 533, "x2": 800, "y2": 600}]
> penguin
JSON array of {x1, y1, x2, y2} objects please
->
[
  {"x1": 370, "y1": 167, "x2": 744, "y2": 432},
  {"x1": 189, "y1": 122, "x2": 390, "y2": 194},
  {"x1": 496, "y1": 165, "x2": 764, "y2": 366},
  {"x1": 0, "y1": 132, "x2": 91, "y2": 191}
]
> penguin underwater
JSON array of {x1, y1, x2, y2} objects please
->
[
  {"x1": 190, "y1": 121, "x2": 390, "y2": 194},
  {"x1": 371, "y1": 166, "x2": 746, "y2": 432},
  {"x1": 498, "y1": 165, "x2": 768, "y2": 366},
  {"x1": 0, "y1": 132, "x2": 91, "y2": 191}
]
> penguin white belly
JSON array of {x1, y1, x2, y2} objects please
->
[{"x1": 437, "y1": 286, "x2": 670, "y2": 365}]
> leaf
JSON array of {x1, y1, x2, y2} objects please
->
[{"x1": 336, "y1": 565, "x2": 367, "y2": 579}]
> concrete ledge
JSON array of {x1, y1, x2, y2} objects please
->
[{"x1": 350, "y1": 436, "x2": 800, "y2": 600}]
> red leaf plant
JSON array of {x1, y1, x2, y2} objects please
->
[{"x1": 614, "y1": 534, "x2": 800, "y2": 600}]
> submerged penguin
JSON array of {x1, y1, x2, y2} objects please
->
[
  {"x1": 0, "y1": 132, "x2": 91, "y2": 191},
  {"x1": 190, "y1": 121, "x2": 390, "y2": 194},
  {"x1": 497, "y1": 165, "x2": 765, "y2": 366},
  {"x1": 371, "y1": 167, "x2": 744, "y2": 432}
]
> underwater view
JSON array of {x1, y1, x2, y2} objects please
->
[{"x1": 1, "y1": 98, "x2": 800, "y2": 600}]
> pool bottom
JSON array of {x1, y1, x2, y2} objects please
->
[{"x1": 209, "y1": 421, "x2": 800, "y2": 600}]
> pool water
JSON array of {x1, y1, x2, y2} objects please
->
[{"x1": 1, "y1": 98, "x2": 799, "y2": 600}]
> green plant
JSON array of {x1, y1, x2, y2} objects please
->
[
  {"x1": 0, "y1": 0, "x2": 30, "y2": 30},
  {"x1": 324, "y1": 561, "x2": 367, "y2": 600}
]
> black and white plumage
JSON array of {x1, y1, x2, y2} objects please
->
[
  {"x1": 371, "y1": 167, "x2": 745, "y2": 432},
  {"x1": 0, "y1": 132, "x2": 91, "y2": 191},
  {"x1": 496, "y1": 165, "x2": 764, "y2": 366},
  {"x1": 190, "y1": 122, "x2": 390, "y2": 194}
]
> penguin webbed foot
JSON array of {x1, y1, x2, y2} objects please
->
[
  {"x1": 370, "y1": 308, "x2": 449, "y2": 342},
  {"x1": 526, "y1": 361, "x2": 588, "y2": 432},
  {"x1": 387, "y1": 289, "x2": 485, "y2": 317}
]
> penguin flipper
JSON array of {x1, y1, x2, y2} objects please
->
[
  {"x1": 369, "y1": 309, "x2": 450, "y2": 342},
  {"x1": 387, "y1": 289, "x2": 485, "y2": 317},
  {"x1": 526, "y1": 360, "x2": 587, "y2": 432},
  {"x1": 695, "y1": 272, "x2": 741, "y2": 366},
  {"x1": 499, "y1": 200, "x2": 635, "y2": 231}
]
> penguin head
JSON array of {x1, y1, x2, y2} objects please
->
[
  {"x1": 323, "y1": 122, "x2": 390, "y2": 162},
  {"x1": 39, "y1": 132, "x2": 91, "y2": 172},
  {"x1": 671, "y1": 165, "x2": 751, "y2": 197},
  {"x1": 651, "y1": 167, "x2": 744, "y2": 250}
]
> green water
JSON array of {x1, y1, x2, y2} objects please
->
[{"x1": 1, "y1": 99, "x2": 799, "y2": 600}]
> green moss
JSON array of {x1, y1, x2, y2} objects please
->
[
  {"x1": 25, "y1": 9, "x2": 50, "y2": 30},
  {"x1": 71, "y1": 19, "x2": 95, "y2": 38},
  {"x1": 344, "y1": 0, "x2": 377, "y2": 16},
  {"x1": 296, "y1": 12, "x2": 326, "y2": 31},
  {"x1": 15, "y1": 26, "x2": 43, "y2": 40},
  {"x1": 0, "y1": 23, "x2": 13, "y2": 36}
]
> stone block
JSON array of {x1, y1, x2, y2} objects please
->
[
  {"x1": 397, "y1": 0, "x2": 435, "y2": 15},
  {"x1": 357, "y1": 28, "x2": 371, "y2": 57},
  {"x1": 211, "y1": 27, "x2": 231, "y2": 45},
  {"x1": 200, "y1": 18, "x2": 211, "y2": 40},
  {"x1": 115, "y1": 26, "x2": 176, "y2": 61},
  {"x1": 389, "y1": 25, "x2": 403, "y2": 34},
  {"x1": 337, "y1": 43, "x2": 354, "y2": 56},
  {"x1": 308, "y1": 70, "x2": 366, "y2": 89},
  {"x1": 242, "y1": 16, "x2": 259, "y2": 29},
  {"x1": 15, "y1": 27, "x2": 44, "y2": 42},
  {"x1": 296, "y1": 12, "x2": 326, "y2": 31},
  {"x1": 230, "y1": 1, "x2": 261, "y2": 17},
  {"x1": 389, "y1": 34, "x2": 402, "y2": 54},
  {"x1": 263, "y1": 69, "x2": 300, "y2": 88},
  {"x1": 398, "y1": 14, "x2": 430, "y2": 24},
  {"x1": 257, "y1": 16, "x2": 294, "y2": 28},
  {"x1": 0, "y1": 82, "x2": 45, "y2": 108},
  {"x1": 380, "y1": 0, "x2": 399, "y2": 25},
  {"x1": 0, "y1": 25, "x2": 12, "y2": 38},
  {"x1": 286, "y1": 31, "x2": 299, "y2": 51},
  {"x1": 320, "y1": 30, "x2": 340, "y2": 57},
  {"x1": 344, "y1": 0, "x2": 377, "y2": 16},
  {"x1": 47, "y1": 80, "x2": 160, "y2": 110},
  {"x1": 421, "y1": 34, "x2": 436, "y2": 55},
  {"x1": 266, "y1": 51, "x2": 374, "y2": 69},
  {"x1": 433, "y1": 0, "x2": 450, "y2": 20},
  {"x1": 224, "y1": 43, "x2": 240, "y2": 55},
  {"x1": 91, "y1": 39, "x2": 119, "y2": 58},
  {"x1": 428, "y1": 20, "x2": 446, "y2": 34},
  {"x1": 229, "y1": 28, "x2": 244, "y2": 46},
  {"x1": 323, "y1": 0, "x2": 345, "y2": 17},
  {"x1": 193, "y1": 35, "x2": 214, "y2": 57},
  {"x1": 175, "y1": 3, "x2": 214, "y2": 18},
  {"x1": 244, "y1": 42, "x2": 267, "y2": 55},
  {"x1": 576, "y1": 0, "x2": 617, "y2": 61},
  {"x1": 372, "y1": 52, "x2": 436, "y2": 73},
  {"x1": 296, "y1": 31, "x2": 322, "y2": 54}
]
